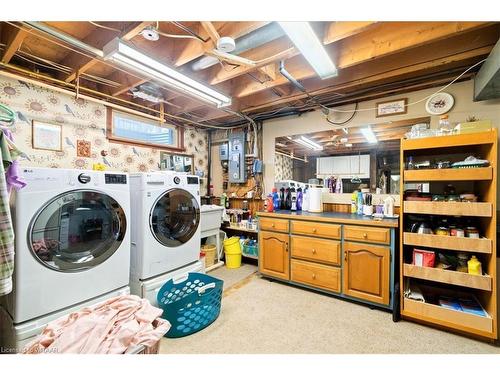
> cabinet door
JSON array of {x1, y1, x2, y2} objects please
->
[
  {"x1": 258, "y1": 231, "x2": 289, "y2": 280},
  {"x1": 343, "y1": 241, "x2": 390, "y2": 305},
  {"x1": 333, "y1": 156, "x2": 351, "y2": 175},
  {"x1": 349, "y1": 154, "x2": 370, "y2": 178}
]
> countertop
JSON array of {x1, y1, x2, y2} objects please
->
[{"x1": 257, "y1": 210, "x2": 399, "y2": 228}]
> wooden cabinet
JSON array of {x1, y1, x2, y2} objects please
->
[
  {"x1": 343, "y1": 241, "x2": 390, "y2": 305},
  {"x1": 258, "y1": 231, "x2": 289, "y2": 280}
]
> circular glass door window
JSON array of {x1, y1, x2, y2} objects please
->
[
  {"x1": 150, "y1": 189, "x2": 200, "y2": 247},
  {"x1": 29, "y1": 190, "x2": 126, "y2": 272}
]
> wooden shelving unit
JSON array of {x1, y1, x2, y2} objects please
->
[
  {"x1": 403, "y1": 232, "x2": 492, "y2": 254},
  {"x1": 404, "y1": 201, "x2": 492, "y2": 217},
  {"x1": 404, "y1": 167, "x2": 493, "y2": 182},
  {"x1": 403, "y1": 264, "x2": 492, "y2": 291},
  {"x1": 400, "y1": 129, "x2": 497, "y2": 340}
]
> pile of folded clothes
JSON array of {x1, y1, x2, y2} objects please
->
[{"x1": 23, "y1": 295, "x2": 171, "y2": 354}]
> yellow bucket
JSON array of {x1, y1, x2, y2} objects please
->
[{"x1": 223, "y1": 237, "x2": 242, "y2": 269}]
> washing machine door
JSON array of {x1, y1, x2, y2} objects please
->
[
  {"x1": 150, "y1": 188, "x2": 200, "y2": 247},
  {"x1": 28, "y1": 190, "x2": 127, "y2": 272}
]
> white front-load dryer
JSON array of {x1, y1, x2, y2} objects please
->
[
  {"x1": 2, "y1": 167, "x2": 131, "y2": 324},
  {"x1": 129, "y1": 172, "x2": 202, "y2": 287}
]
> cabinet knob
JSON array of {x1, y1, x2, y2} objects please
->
[
  {"x1": 312, "y1": 228, "x2": 317, "y2": 233},
  {"x1": 363, "y1": 232, "x2": 368, "y2": 238},
  {"x1": 271, "y1": 223, "x2": 275, "y2": 228},
  {"x1": 312, "y1": 273, "x2": 316, "y2": 280},
  {"x1": 312, "y1": 248, "x2": 316, "y2": 254}
]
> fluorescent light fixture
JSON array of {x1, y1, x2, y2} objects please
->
[
  {"x1": 295, "y1": 136, "x2": 323, "y2": 151},
  {"x1": 360, "y1": 126, "x2": 378, "y2": 143},
  {"x1": 345, "y1": 143, "x2": 353, "y2": 147},
  {"x1": 103, "y1": 38, "x2": 231, "y2": 108},
  {"x1": 278, "y1": 22, "x2": 337, "y2": 79}
]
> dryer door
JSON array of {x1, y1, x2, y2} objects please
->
[
  {"x1": 150, "y1": 188, "x2": 200, "y2": 247},
  {"x1": 29, "y1": 190, "x2": 127, "y2": 272}
]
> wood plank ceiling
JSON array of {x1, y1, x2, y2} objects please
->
[{"x1": 0, "y1": 21, "x2": 498, "y2": 128}]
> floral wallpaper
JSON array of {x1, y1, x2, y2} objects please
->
[
  {"x1": 0, "y1": 75, "x2": 208, "y2": 183},
  {"x1": 274, "y1": 153, "x2": 293, "y2": 182}
]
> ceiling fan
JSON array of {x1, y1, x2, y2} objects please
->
[{"x1": 140, "y1": 22, "x2": 258, "y2": 68}]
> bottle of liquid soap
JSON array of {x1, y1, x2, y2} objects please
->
[
  {"x1": 272, "y1": 188, "x2": 280, "y2": 211},
  {"x1": 285, "y1": 188, "x2": 292, "y2": 210},
  {"x1": 302, "y1": 187, "x2": 309, "y2": 212},
  {"x1": 290, "y1": 187, "x2": 297, "y2": 211},
  {"x1": 468, "y1": 256, "x2": 482, "y2": 275},
  {"x1": 351, "y1": 191, "x2": 358, "y2": 214},
  {"x1": 296, "y1": 187, "x2": 303, "y2": 211},
  {"x1": 357, "y1": 191, "x2": 363, "y2": 215},
  {"x1": 279, "y1": 187, "x2": 285, "y2": 210}
]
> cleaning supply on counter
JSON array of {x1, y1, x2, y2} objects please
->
[
  {"x1": 266, "y1": 194, "x2": 274, "y2": 212},
  {"x1": 468, "y1": 256, "x2": 482, "y2": 275},
  {"x1": 279, "y1": 187, "x2": 286, "y2": 209},
  {"x1": 383, "y1": 195, "x2": 395, "y2": 217},
  {"x1": 302, "y1": 187, "x2": 309, "y2": 212},
  {"x1": 272, "y1": 188, "x2": 280, "y2": 210},
  {"x1": 356, "y1": 191, "x2": 363, "y2": 215},
  {"x1": 296, "y1": 187, "x2": 303, "y2": 211},
  {"x1": 290, "y1": 187, "x2": 297, "y2": 211},
  {"x1": 351, "y1": 191, "x2": 357, "y2": 214},
  {"x1": 285, "y1": 188, "x2": 292, "y2": 210}
]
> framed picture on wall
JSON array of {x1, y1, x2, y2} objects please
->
[
  {"x1": 32, "y1": 120, "x2": 62, "y2": 151},
  {"x1": 376, "y1": 98, "x2": 407, "y2": 117}
]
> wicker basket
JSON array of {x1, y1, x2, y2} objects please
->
[{"x1": 201, "y1": 244, "x2": 216, "y2": 267}]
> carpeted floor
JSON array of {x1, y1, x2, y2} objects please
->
[{"x1": 160, "y1": 265, "x2": 500, "y2": 354}]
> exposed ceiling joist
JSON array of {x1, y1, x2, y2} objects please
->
[
  {"x1": 234, "y1": 21, "x2": 492, "y2": 98},
  {"x1": 173, "y1": 21, "x2": 269, "y2": 67},
  {"x1": 60, "y1": 21, "x2": 152, "y2": 83},
  {"x1": 1, "y1": 26, "x2": 28, "y2": 64},
  {"x1": 323, "y1": 21, "x2": 378, "y2": 44}
]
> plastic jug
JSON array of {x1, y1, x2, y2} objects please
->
[{"x1": 468, "y1": 256, "x2": 482, "y2": 275}]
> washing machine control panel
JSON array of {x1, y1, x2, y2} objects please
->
[
  {"x1": 173, "y1": 176, "x2": 181, "y2": 184},
  {"x1": 105, "y1": 174, "x2": 127, "y2": 184},
  {"x1": 78, "y1": 173, "x2": 91, "y2": 184}
]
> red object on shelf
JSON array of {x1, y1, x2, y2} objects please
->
[{"x1": 412, "y1": 248, "x2": 435, "y2": 267}]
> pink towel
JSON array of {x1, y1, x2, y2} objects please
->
[{"x1": 23, "y1": 295, "x2": 171, "y2": 354}]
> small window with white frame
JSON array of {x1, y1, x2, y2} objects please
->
[{"x1": 107, "y1": 108, "x2": 184, "y2": 151}]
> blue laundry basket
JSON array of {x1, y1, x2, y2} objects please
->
[{"x1": 157, "y1": 273, "x2": 223, "y2": 338}]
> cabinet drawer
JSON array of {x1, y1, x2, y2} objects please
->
[
  {"x1": 344, "y1": 225, "x2": 390, "y2": 245},
  {"x1": 291, "y1": 236, "x2": 341, "y2": 265},
  {"x1": 290, "y1": 220, "x2": 341, "y2": 239},
  {"x1": 291, "y1": 259, "x2": 341, "y2": 293},
  {"x1": 259, "y1": 217, "x2": 289, "y2": 233}
]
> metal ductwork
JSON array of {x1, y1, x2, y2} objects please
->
[
  {"x1": 474, "y1": 37, "x2": 500, "y2": 101},
  {"x1": 191, "y1": 22, "x2": 285, "y2": 71}
]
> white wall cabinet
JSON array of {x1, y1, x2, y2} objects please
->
[{"x1": 317, "y1": 154, "x2": 370, "y2": 178}]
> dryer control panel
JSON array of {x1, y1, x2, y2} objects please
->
[{"x1": 105, "y1": 174, "x2": 127, "y2": 184}]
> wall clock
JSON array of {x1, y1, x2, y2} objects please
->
[{"x1": 425, "y1": 92, "x2": 454, "y2": 115}]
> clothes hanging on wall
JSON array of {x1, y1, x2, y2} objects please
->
[
  {"x1": 0, "y1": 103, "x2": 26, "y2": 296},
  {"x1": 2, "y1": 129, "x2": 25, "y2": 193},
  {"x1": 0, "y1": 132, "x2": 16, "y2": 296}
]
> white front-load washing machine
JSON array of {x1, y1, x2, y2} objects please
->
[
  {"x1": 129, "y1": 172, "x2": 203, "y2": 304},
  {"x1": 0, "y1": 167, "x2": 131, "y2": 350}
]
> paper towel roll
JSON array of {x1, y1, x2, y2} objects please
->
[{"x1": 308, "y1": 188, "x2": 323, "y2": 212}]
